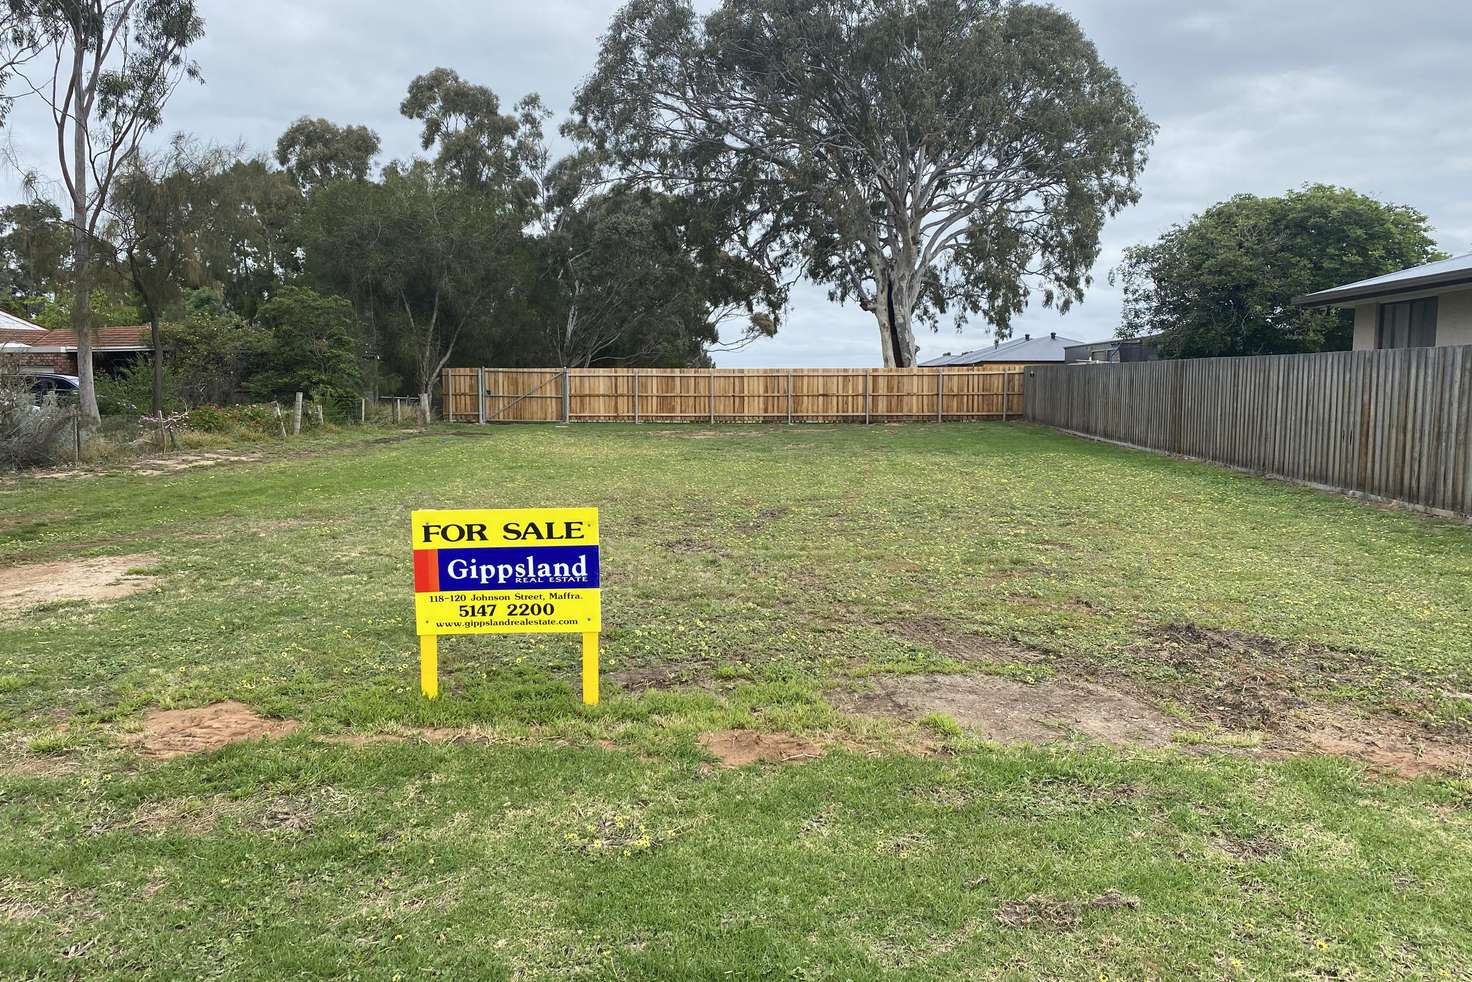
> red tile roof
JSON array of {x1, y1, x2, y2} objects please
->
[
  {"x1": 31, "y1": 326, "x2": 153, "y2": 350},
  {"x1": 0, "y1": 329, "x2": 41, "y2": 346}
]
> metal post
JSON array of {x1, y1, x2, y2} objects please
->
[
  {"x1": 562, "y1": 368, "x2": 571, "y2": 423},
  {"x1": 477, "y1": 369, "x2": 487, "y2": 424},
  {"x1": 863, "y1": 371, "x2": 871, "y2": 424},
  {"x1": 787, "y1": 371, "x2": 794, "y2": 424},
  {"x1": 632, "y1": 370, "x2": 641, "y2": 423}
]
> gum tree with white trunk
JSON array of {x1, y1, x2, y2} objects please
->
[
  {"x1": 8, "y1": 0, "x2": 203, "y2": 424},
  {"x1": 575, "y1": 0, "x2": 1154, "y2": 366}
]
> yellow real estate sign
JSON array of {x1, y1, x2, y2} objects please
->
[{"x1": 411, "y1": 507, "x2": 602, "y2": 703}]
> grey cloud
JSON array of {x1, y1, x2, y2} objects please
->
[{"x1": 4, "y1": 0, "x2": 1468, "y2": 366}]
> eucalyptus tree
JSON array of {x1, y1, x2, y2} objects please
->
[
  {"x1": 400, "y1": 67, "x2": 547, "y2": 205},
  {"x1": 576, "y1": 0, "x2": 1154, "y2": 365},
  {"x1": 538, "y1": 148, "x2": 779, "y2": 367},
  {"x1": 0, "y1": 8, "x2": 40, "y2": 126},
  {"x1": 106, "y1": 136, "x2": 229, "y2": 413},
  {"x1": 195, "y1": 157, "x2": 301, "y2": 320},
  {"x1": 274, "y1": 116, "x2": 381, "y2": 193},
  {"x1": 8, "y1": 0, "x2": 204, "y2": 422},
  {"x1": 300, "y1": 161, "x2": 526, "y2": 402},
  {"x1": 0, "y1": 200, "x2": 70, "y2": 303}
]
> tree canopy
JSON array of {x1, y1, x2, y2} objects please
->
[
  {"x1": 575, "y1": 0, "x2": 1154, "y2": 365},
  {"x1": 7, "y1": 0, "x2": 205, "y2": 422},
  {"x1": 275, "y1": 116, "x2": 381, "y2": 192},
  {"x1": 1115, "y1": 184, "x2": 1443, "y2": 357}
]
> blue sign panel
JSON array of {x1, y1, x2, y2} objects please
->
[{"x1": 436, "y1": 545, "x2": 600, "y2": 591}]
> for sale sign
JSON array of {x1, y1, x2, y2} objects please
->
[{"x1": 410, "y1": 507, "x2": 602, "y2": 702}]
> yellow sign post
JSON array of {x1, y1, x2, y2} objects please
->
[{"x1": 410, "y1": 507, "x2": 602, "y2": 704}]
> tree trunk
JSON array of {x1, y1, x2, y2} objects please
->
[
  {"x1": 150, "y1": 313, "x2": 163, "y2": 416},
  {"x1": 872, "y1": 272, "x2": 918, "y2": 368},
  {"x1": 69, "y1": 33, "x2": 100, "y2": 426}
]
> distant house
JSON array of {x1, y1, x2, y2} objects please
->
[
  {"x1": 920, "y1": 331, "x2": 1082, "y2": 367},
  {"x1": 0, "y1": 321, "x2": 152, "y2": 375},
  {"x1": 1064, "y1": 333, "x2": 1165, "y2": 364},
  {"x1": 1294, "y1": 253, "x2": 1472, "y2": 350}
]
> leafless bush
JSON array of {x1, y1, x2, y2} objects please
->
[{"x1": 0, "y1": 374, "x2": 76, "y2": 470}]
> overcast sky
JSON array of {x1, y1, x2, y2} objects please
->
[{"x1": 5, "y1": 0, "x2": 1470, "y2": 366}]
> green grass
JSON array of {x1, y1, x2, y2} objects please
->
[{"x1": 2, "y1": 423, "x2": 1471, "y2": 979}]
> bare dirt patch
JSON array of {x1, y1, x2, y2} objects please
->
[
  {"x1": 1296, "y1": 712, "x2": 1471, "y2": 779},
  {"x1": 1145, "y1": 624, "x2": 1359, "y2": 729},
  {"x1": 886, "y1": 616, "x2": 1046, "y2": 665},
  {"x1": 131, "y1": 452, "x2": 261, "y2": 476},
  {"x1": 700, "y1": 730, "x2": 824, "y2": 767},
  {"x1": 609, "y1": 661, "x2": 726, "y2": 693},
  {"x1": 126, "y1": 797, "x2": 238, "y2": 835},
  {"x1": 1211, "y1": 831, "x2": 1283, "y2": 861},
  {"x1": 0, "y1": 553, "x2": 159, "y2": 613},
  {"x1": 133, "y1": 701, "x2": 298, "y2": 759},
  {"x1": 832, "y1": 673, "x2": 1177, "y2": 748},
  {"x1": 996, "y1": 890, "x2": 1140, "y2": 931}
]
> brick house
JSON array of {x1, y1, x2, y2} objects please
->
[{"x1": 0, "y1": 312, "x2": 152, "y2": 375}]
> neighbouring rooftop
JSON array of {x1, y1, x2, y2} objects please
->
[
  {"x1": 1295, "y1": 253, "x2": 1472, "y2": 307},
  {"x1": 920, "y1": 331, "x2": 1083, "y2": 366}
]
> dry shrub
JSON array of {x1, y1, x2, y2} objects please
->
[{"x1": 0, "y1": 374, "x2": 76, "y2": 470}]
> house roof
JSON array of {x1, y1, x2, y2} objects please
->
[
  {"x1": 1295, "y1": 253, "x2": 1472, "y2": 307},
  {"x1": 920, "y1": 332, "x2": 1083, "y2": 366},
  {"x1": 0, "y1": 328, "x2": 43, "y2": 347},
  {"x1": 0, "y1": 310, "x2": 46, "y2": 332},
  {"x1": 21, "y1": 325, "x2": 152, "y2": 352}
]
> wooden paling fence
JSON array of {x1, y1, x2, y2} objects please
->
[
  {"x1": 442, "y1": 366, "x2": 1026, "y2": 424},
  {"x1": 1024, "y1": 345, "x2": 1472, "y2": 519}
]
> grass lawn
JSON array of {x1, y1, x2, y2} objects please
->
[{"x1": 2, "y1": 422, "x2": 1471, "y2": 979}]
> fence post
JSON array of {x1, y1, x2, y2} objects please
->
[
  {"x1": 562, "y1": 368, "x2": 571, "y2": 423},
  {"x1": 709, "y1": 368, "x2": 716, "y2": 424},
  {"x1": 359, "y1": 397, "x2": 366, "y2": 424},
  {"x1": 936, "y1": 369, "x2": 944, "y2": 423},
  {"x1": 864, "y1": 371, "x2": 871, "y2": 424},
  {"x1": 477, "y1": 369, "x2": 487, "y2": 424},
  {"x1": 632, "y1": 370, "x2": 641, "y2": 423},
  {"x1": 293, "y1": 392, "x2": 303, "y2": 435},
  {"x1": 445, "y1": 370, "x2": 454, "y2": 423},
  {"x1": 787, "y1": 371, "x2": 794, "y2": 424},
  {"x1": 392, "y1": 399, "x2": 401, "y2": 425}
]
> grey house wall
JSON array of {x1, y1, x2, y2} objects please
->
[
  {"x1": 1351, "y1": 287, "x2": 1472, "y2": 350},
  {"x1": 1024, "y1": 345, "x2": 1472, "y2": 519}
]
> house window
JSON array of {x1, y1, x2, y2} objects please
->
[{"x1": 1376, "y1": 297, "x2": 1438, "y2": 349}]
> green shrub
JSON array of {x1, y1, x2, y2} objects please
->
[{"x1": 182, "y1": 403, "x2": 281, "y2": 436}]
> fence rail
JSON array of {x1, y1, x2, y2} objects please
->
[
  {"x1": 443, "y1": 366, "x2": 1026, "y2": 424},
  {"x1": 1024, "y1": 346, "x2": 1472, "y2": 519}
]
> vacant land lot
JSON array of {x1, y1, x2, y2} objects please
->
[{"x1": 2, "y1": 423, "x2": 1470, "y2": 979}]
